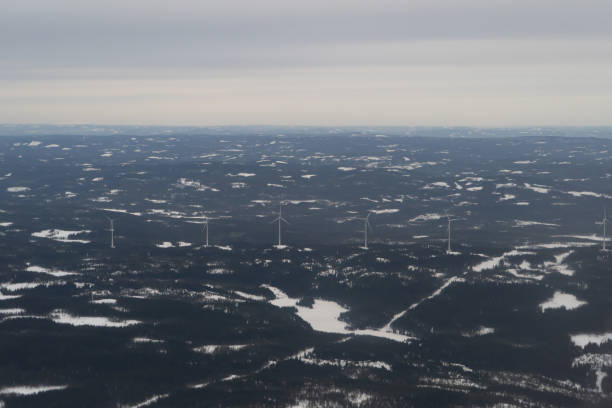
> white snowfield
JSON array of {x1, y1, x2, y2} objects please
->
[
  {"x1": 193, "y1": 344, "x2": 248, "y2": 354},
  {"x1": 531, "y1": 242, "x2": 595, "y2": 249},
  {"x1": 523, "y1": 183, "x2": 550, "y2": 194},
  {"x1": 7, "y1": 186, "x2": 30, "y2": 193},
  {"x1": 132, "y1": 337, "x2": 164, "y2": 344},
  {"x1": 92, "y1": 298, "x2": 117, "y2": 305},
  {"x1": 226, "y1": 172, "x2": 255, "y2": 177},
  {"x1": 370, "y1": 209, "x2": 399, "y2": 214},
  {"x1": 100, "y1": 208, "x2": 142, "y2": 216},
  {"x1": 566, "y1": 191, "x2": 612, "y2": 199},
  {"x1": 554, "y1": 234, "x2": 607, "y2": 242},
  {"x1": 498, "y1": 194, "x2": 515, "y2": 202},
  {"x1": 234, "y1": 290, "x2": 266, "y2": 301},
  {"x1": 292, "y1": 347, "x2": 392, "y2": 372},
  {"x1": 514, "y1": 220, "x2": 560, "y2": 228},
  {"x1": 144, "y1": 198, "x2": 167, "y2": 204},
  {"x1": 0, "y1": 281, "x2": 64, "y2": 292},
  {"x1": 423, "y1": 181, "x2": 450, "y2": 189},
  {"x1": 462, "y1": 326, "x2": 495, "y2": 337},
  {"x1": 0, "y1": 308, "x2": 25, "y2": 315},
  {"x1": 496, "y1": 182, "x2": 517, "y2": 189},
  {"x1": 155, "y1": 241, "x2": 191, "y2": 248},
  {"x1": 26, "y1": 265, "x2": 77, "y2": 277},
  {"x1": 571, "y1": 333, "x2": 612, "y2": 349},
  {"x1": 122, "y1": 393, "x2": 170, "y2": 408},
  {"x1": 0, "y1": 385, "x2": 67, "y2": 396},
  {"x1": 0, "y1": 291, "x2": 22, "y2": 300},
  {"x1": 472, "y1": 250, "x2": 534, "y2": 272},
  {"x1": 473, "y1": 247, "x2": 576, "y2": 277},
  {"x1": 545, "y1": 251, "x2": 574, "y2": 276},
  {"x1": 262, "y1": 285, "x2": 411, "y2": 343},
  {"x1": 177, "y1": 178, "x2": 219, "y2": 192},
  {"x1": 50, "y1": 310, "x2": 141, "y2": 328},
  {"x1": 539, "y1": 292, "x2": 586, "y2": 312},
  {"x1": 409, "y1": 213, "x2": 443, "y2": 222},
  {"x1": 251, "y1": 200, "x2": 271, "y2": 205},
  {"x1": 31, "y1": 229, "x2": 91, "y2": 244}
]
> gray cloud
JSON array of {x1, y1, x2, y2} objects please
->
[
  {"x1": 1, "y1": 0, "x2": 611, "y2": 125},
  {"x1": 3, "y1": 0, "x2": 612, "y2": 71}
]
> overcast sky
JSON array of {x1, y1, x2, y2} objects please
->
[{"x1": 2, "y1": 0, "x2": 611, "y2": 126}]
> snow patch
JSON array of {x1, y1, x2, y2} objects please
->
[
  {"x1": 514, "y1": 220, "x2": 559, "y2": 228},
  {"x1": 524, "y1": 183, "x2": 550, "y2": 194},
  {"x1": 370, "y1": 209, "x2": 399, "y2": 215},
  {"x1": 32, "y1": 229, "x2": 91, "y2": 244},
  {"x1": 193, "y1": 344, "x2": 248, "y2": 354},
  {"x1": 0, "y1": 385, "x2": 67, "y2": 396},
  {"x1": 26, "y1": 265, "x2": 77, "y2": 277},
  {"x1": 50, "y1": 310, "x2": 140, "y2": 328},
  {"x1": 7, "y1": 187, "x2": 30, "y2": 193},
  {"x1": 123, "y1": 393, "x2": 170, "y2": 408},
  {"x1": 234, "y1": 291, "x2": 266, "y2": 301},
  {"x1": 540, "y1": 292, "x2": 586, "y2": 312},
  {"x1": 0, "y1": 308, "x2": 25, "y2": 315},
  {"x1": 571, "y1": 333, "x2": 612, "y2": 349},
  {"x1": 262, "y1": 285, "x2": 411, "y2": 342},
  {"x1": 409, "y1": 213, "x2": 443, "y2": 222}
]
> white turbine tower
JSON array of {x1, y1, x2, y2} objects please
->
[
  {"x1": 445, "y1": 212, "x2": 458, "y2": 254},
  {"x1": 360, "y1": 212, "x2": 373, "y2": 250},
  {"x1": 105, "y1": 216, "x2": 115, "y2": 249},
  {"x1": 203, "y1": 216, "x2": 210, "y2": 248},
  {"x1": 597, "y1": 208, "x2": 608, "y2": 251},
  {"x1": 272, "y1": 203, "x2": 289, "y2": 248}
]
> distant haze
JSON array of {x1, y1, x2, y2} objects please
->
[{"x1": 2, "y1": 0, "x2": 612, "y2": 126}]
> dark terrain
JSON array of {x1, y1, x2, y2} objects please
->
[{"x1": 0, "y1": 128, "x2": 611, "y2": 407}]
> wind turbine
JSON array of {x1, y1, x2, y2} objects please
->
[
  {"x1": 360, "y1": 211, "x2": 373, "y2": 250},
  {"x1": 272, "y1": 203, "x2": 289, "y2": 248},
  {"x1": 105, "y1": 216, "x2": 115, "y2": 249},
  {"x1": 445, "y1": 212, "x2": 458, "y2": 254},
  {"x1": 596, "y1": 208, "x2": 608, "y2": 251},
  {"x1": 202, "y1": 216, "x2": 210, "y2": 248}
]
